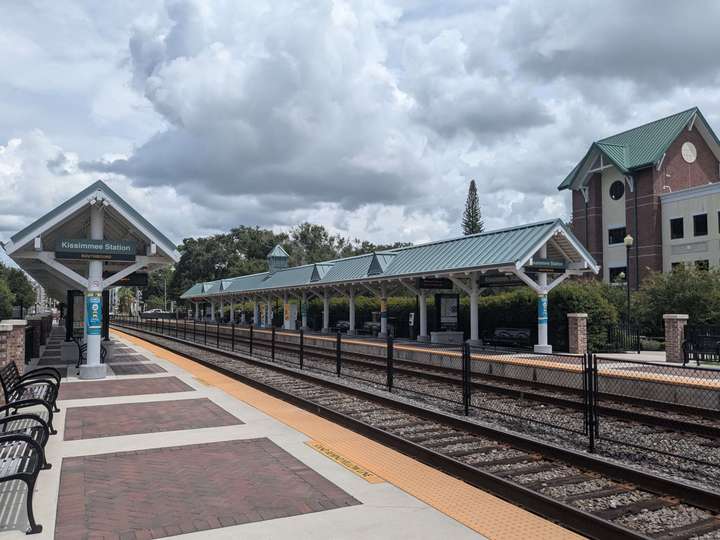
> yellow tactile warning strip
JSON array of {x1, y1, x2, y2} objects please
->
[
  {"x1": 305, "y1": 440, "x2": 385, "y2": 484},
  {"x1": 113, "y1": 329, "x2": 582, "y2": 540}
]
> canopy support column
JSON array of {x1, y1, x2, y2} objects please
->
[
  {"x1": 322, "y1": 290, "x2": 330, "y2": 333},
  {"x1": 266, "y1": 298, "x2": 272, "y2": 328},
  {"x1": 418, "y1": 292, "x2": 429, "y2": 342},
  {"x1": 450, "y1": 274, "x2": 480, "y2": 346},
  {"x1": 229, "y1": 297, "x2": 234, "y2": 323},
  {"x1": 301, "y1": 292, "x2": 308, "y2": 330},
  {"x1": 194, "y1": 302, "x2": 199, "y2": 320},
  {"x1": 219, "y1": 298, "x2": 224, "y2": 322},
  {"x1": 80, "y1": 202, "x2": 107, "y2": 380},
  {"x1": 379, "y1": 284, "x2": 388, "y2": 338},
  {"x1": 253, "y1": 300, "x2": 260, "y2": 327},
  {"x1": 348, "y1": 288, "x2": 356, "y2": 336},
  {"x1": 534, "y1": 247, "x2": 552, "y2": 353},
  {"x1": 210, "y1": 300, "x2": 216, "y2": 322}
]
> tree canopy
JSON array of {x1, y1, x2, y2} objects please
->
[
  {"x1": 163, "y1": 222, "x2": 410, "y2": 305},
  {"x1": 0, "y1": 263, "x2": 36, "y2": 316},
  {"x1": 462, "y1": 179, "x2": 484, "y2": 235}
]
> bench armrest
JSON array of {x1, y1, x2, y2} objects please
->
[
  {"x1": 0, "y1": 414, "x2": 50, "y2": 440},
  {"x1": 21, "y1": 367, "x2": 61, "y2": 386}
]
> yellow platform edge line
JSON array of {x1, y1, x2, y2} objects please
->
[{"x1": 112, "y1": 328, "x2": 583, "y2": 540}]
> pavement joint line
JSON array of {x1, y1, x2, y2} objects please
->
[{"x1": 112, "y1": 328, "x2": 581, "y2": 540}]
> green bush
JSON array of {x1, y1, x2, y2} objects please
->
[{"x1": 635, "y1": 266, "x2": 720, "y2": 335}]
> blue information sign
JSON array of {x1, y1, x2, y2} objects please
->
[
  {"x1": 537, "y1": 295, "x2": 548, "y2": 325},
  {"x1": 86, "y1": 295, "x2": 102, "y2": 336}
]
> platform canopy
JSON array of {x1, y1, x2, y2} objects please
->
[
  {"x1": 181, "y1": 219, "x2": 599, "y2": 302},
  {"x1": 3, "y1": 180, "x2": 180, "y2": 300}
]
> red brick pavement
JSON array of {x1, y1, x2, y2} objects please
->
[
  {"x1": 64, "y1": 398, "x2": 243, "y2": 440},
  {"x1": 110, "y1": 364, "x2": 167, "y2": 375},
  {"x1": 55, "y1": 438, "x2": 360, "y2": 539},
  {"x1": 59, "y1": 377, "x2": 194, "y2": 400}
]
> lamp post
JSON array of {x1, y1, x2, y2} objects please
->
[{"x1": 623, "y1": 234, "x2": 634, "y2": 329}]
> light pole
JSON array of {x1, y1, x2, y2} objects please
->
[{"x1": 623, "y1": 234, "x2": 634, "y2": 327}]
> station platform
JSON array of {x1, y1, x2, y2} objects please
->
[{"x1": 0, "y1": 327, "x2": 580, "y2": 539}]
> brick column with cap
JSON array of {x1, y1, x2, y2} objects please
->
[
  {"x1": 567, "y1": 313, "x2": 588, "y2": 354},
  {"x1": 663, "y1": 314, "x2": 689, "y2": 363},
  {"x1": 0, "y1": 320, "x2": 27, "y2": 371}
]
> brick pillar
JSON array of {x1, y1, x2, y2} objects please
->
[
  {"x1": 1, "y1": 320, "x2": 27, "y2": 371},
  {"x1": 663, "y1": 314, "x2": 689, "y2": 363},
  {"x1": 567, "y1": 313, "x2": 588, "y2": 354}
]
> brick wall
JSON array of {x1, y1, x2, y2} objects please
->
[
  {"x1": 571, "y1": 172, "x2": 603, "y2": 272},
  {"x1": 567, "y1": 313, "x2": 588, "y2": 354},
  {"x1": 0, "y1": 320, "x2": 27, "y2": 373},
  {"x1": 661, "y1": 126, "x2": 719, "y2": 192},
  {"x1": 663, "y1": 314, "x2": 688, "y2": 363}
]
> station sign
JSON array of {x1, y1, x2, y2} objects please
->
[
  {"x1": 476, "y1": 274, "x2": 524, "y2": 288},
  {"x1": 416, "y1": 277, "x2": 453, "y2": 290},
  {"x1": 525, "y1": 258, "x2": 567, "y2": 273},
  {"x1": 102, "y1": 271, "x2": 148, "y2": 287},
  {"x1": 56, "y1": 239, "x2": 136, "y2": 261}
]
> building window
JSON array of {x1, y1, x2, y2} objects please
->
[
  {"x1": 695, "y1": 260, "x2": 710, "y2": 271},
  {"x1": 609, "y1": 180, "x2": 625, "y2": 200},
  {"x1": 609, "y1": 267, "x2": 627, "y2": 282},
  {"x1": 670, "y1": 218, "x2": 684, "y2": 240},
  {"x1": 694, "y1": 214, "x2": 708, "y2": 237},
  {"x1": 671, "y1": 262, "x2": 684, "y2": 271},
  {"x1": 608, "y1": 226, "x2": 626, "y2": 245}
]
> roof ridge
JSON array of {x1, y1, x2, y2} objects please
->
[{"x1": 597, "y1": 106, "x2": 697, "y2": 143}]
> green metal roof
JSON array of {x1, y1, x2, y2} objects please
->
[
  {"x1": 9, "y1": 180, "x2": 178, "y2": 256},
  {"x1": 558, "y1": 107, "x2": 707, "y2": 190},
  {"x1": 267, "y1": 244, "x2": 289, "y2": 258},
  {"x1": 180, "y1": 219, "x2": 598, "y2": 300}
]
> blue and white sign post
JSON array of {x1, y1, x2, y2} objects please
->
[
  {"x1": 86, "y1": 294, "x2": 102, "y2": 336},
  {"x1": 534, "y1": 245, "x2": 553, "y2": 354}
]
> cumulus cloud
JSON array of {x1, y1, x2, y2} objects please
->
[{"x1": 3, "y1": 0, "x2": 720, "y2": 249}]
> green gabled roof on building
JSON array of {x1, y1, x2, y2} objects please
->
[
  {"x1": 267, "y1": 244, "x2": 289, "y2": 258},
  {"x1": 558, "y1": 107, "x2": 709, "y2": 190},
  {"x1": 180, "y1": 219, "x2": 598, "y2": 300}
]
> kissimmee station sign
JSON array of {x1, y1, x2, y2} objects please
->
[
  {"x1": 4, "y1": 181, "x2": 179, "y2": 379},
  {"x1": 56, "y1": 239, "x2": 137, "y2": 261}
]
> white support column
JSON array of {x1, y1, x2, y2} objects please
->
[
  {"x1": 379, "y1": 284, "x2": 388, "y2": 338},
  {"x1": 266, "y1": 298, "x2": 272, "y2": 327},
  {"x1": 219, "y1": 298, "x2": 224, "y2": 322},
  {"x1": 322, "y1": 290, "x2": 330, "y2": 333},
  {"x1": 348, "y1": 288, "x2": 356, "y2": 336},
  {"x1": 194, "y1": 302, "x2": 199, "y2": 320},
  {"x1": 210, "y1": 300, "x2": 216, "y2": 322},
  {"x1": 229, "y1": 298, "x2": 234, "y2": 323},
  {"x1": 80, "y1": 202, "x2": 107, "y2": 379},
  {"x1": 418, "y1": 292, "x2": 429, "y2": 342},
  {"x1": 283, "y1": 292, "x2": 290, "y2": 330},
  {"x1": 253, "y1": 300, "x2": 260, "y2": 327},
  {"x1": 469, "y1": 273, "x2": 480, "y2": 345},
  {"x1": 534, "y1": 245, "x2": 552, "y2": 354},
  {"x1": 301, "y1": 292, "x2": 308, "y2": 330}
]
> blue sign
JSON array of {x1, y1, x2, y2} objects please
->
[
  {"x1": 86, "y1": 295, "x2": 102, "y2": 336},
  {"x1": 537, "y1": 295, "x2": 548, "y2": 325}
]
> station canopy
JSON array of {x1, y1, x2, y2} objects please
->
[
  {"x1": 3, "y1": 180, "x2": 180, "y2": 300},
  {"x1": 181, "y1": 219, "x2": 599, "y2": 301}
]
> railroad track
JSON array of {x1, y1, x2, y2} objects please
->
[{"x1": 113, "y1": 323, "x2": 720, "y2": 540}]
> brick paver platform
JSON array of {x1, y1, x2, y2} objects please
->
[
  {"x1": 64, "y1": 398, "x2": 243, "y2": 440},
  {"x1": 55, "y1": 438, "x2": 359, "y2": 539},
  {"x1": 106, "y1": 353, "x2": 146, "y2": 364},
  {"x1": 60, "y1": 376, "x2": 193, "y2": 400},
  {"x1": 37, "y1": 357, "x2": 72, "y2": 366},
  {"x1": 110, "y1": 363, "x2": 167, "y2": 375}
]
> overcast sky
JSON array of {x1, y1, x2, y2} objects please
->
[{"x1": 2, "y1": 0, "x2": 720, "y2": 251}]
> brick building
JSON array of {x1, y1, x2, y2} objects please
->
[{"x1": 558, "y1": 107, "x2": 720, "y2": 286}]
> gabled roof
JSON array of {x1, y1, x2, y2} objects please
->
[
  {"x1": 267, "y1": 245, "x2": 289, "y2": 258},
  {"x1": 180, "y1": 219, "x2": 598, "y2": 300},
  {"x1": 558, "y1": 107, "x2": 720, "y2": 191}
]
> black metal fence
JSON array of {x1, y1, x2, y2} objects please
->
[
  {"x1": 110, "y1": 315, "x2": 720, "y2": 475},
  {"x1": 683, "y1": 325, "x2": 720, "y2": 364}
]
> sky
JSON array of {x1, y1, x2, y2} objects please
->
[{"x1": 3, "y1": 0, "x2": 720, "y2": 251}]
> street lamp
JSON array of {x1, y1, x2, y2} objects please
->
[{"x1": 623, "y1": 234, "x2": 634, "y2": 328}]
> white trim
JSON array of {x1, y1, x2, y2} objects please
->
[
  {"x1": 661, "y1": 181, "x2": 720, "y2": 203},
  {"x1": 102, "y1": 257, "x2": 152, "y2": 288},
  {"x1": 37, "y1": 251, "x2": 89, "y2": 289},
  {"x1": 448, "y1": 276, "x2": 472, "y2": 295}
]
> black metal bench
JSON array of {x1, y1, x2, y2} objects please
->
[
  {"x1": 484, "y1": 327, "x2": 533, "y2": 349},
  {"x1": 0, "y1": 363, "x2": 60, "y2": 416},
  {"x1": 682, "y1": 335, "x2": 720, "y2": 365},
  {"x1": 0, "y1": 403, "x2": 51, "y2": 469},
  {"x1": 0, "y1": 433, "x2": 46, "y2": 533}
]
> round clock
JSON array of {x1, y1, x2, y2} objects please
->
[{"x1": 681, "y1": 141, "x2": 697, "y2": 163}]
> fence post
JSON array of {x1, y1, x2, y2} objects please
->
[
  {"x1": 271, "y1": 326, "x2": 276, "y2": 360},
  {"x1": 299, "y1": 329, "x2": 304, "y2": 369},
  {"x1": 462, "y1": 342, "x2": 471, "y2": 416},
  {"x1": 336, "y1": 331, "x2": 342, "y2": 376},
  {"x1": 386, "y1": 335, "x2": 394, "y2": 391},
  {"x1": 231, "y1": 322, "x2": 235, "y2": 351},
  {"x1": 249, "y1": 324, "x2": 254, "y2": 355},
  {"x1": 193, "y1": 318, "x2": 196, "y2": 343},
  {"x1": 204, "y1": 320, "x2": 207, "y2": 345},
  {"x1": 183, "y1": 318, "x2": 187, "y2": 340},
  {"x1": 585, "y1": 353, "x2": 597, "y2": 453},
  {"x1": 216, "y1": 321, "x2": 220, "y2": 348}
]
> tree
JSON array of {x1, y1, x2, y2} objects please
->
[
  {"x1": 0, "y1": 277, "x2": 14, "y2": 318},
  {"x1": 0, "y1": 265, "x2": 35, "y2": 308},
  {"x1": 462, "y1": 179, "x2": 484, "y2": 235}
]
